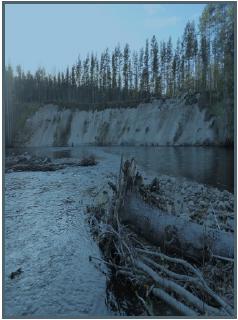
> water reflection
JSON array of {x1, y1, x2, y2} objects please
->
[
  {"x1": 6, "y1": 146, "x2": 234, "y2": 192},
  {"x1": 104, "y1": 146, "x2": 234, "y2": 193}
]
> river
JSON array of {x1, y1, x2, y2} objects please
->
[{"x1": 6, "y1": 146, "x2": 234, "y2": 192}]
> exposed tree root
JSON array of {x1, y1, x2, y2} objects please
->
[
  {"x1": 135, "y1": 259, "x2": 224, "y2": 316},
  {"x1": 87, "y1": 157, "x2": 234, "y2": 316},
  {"x1": 152, "y1": 287, "x2": 197, "y2": 316}
]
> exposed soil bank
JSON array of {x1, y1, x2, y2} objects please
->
[{"x1": 15, "y1": 97, "x2": 232, "y2": 147}]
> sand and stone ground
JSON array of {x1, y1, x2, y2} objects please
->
[
  {"x1": 4, "y1": 149, "x2": 234, "y2": 317},
  {"x1": 4, "y1": 151, "x2": 119, "y2": 317}
]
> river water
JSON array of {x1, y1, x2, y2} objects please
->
[
  {"x1": 7, "y1": 146, "x2": 234, "y2": 192},
  {"x1": 104, "y1": 146, "x2": 234, "y2": 193}
]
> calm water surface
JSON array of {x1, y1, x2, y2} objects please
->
[
  {"x1": 7, "y1": 146, "x2": 234, "y2": 192},
  {"x1": 104, "y1": 146, "x2": 234, "y2": 193}
]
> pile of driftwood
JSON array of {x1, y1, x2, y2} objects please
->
[
  {"x1": 6, "y1": 153, "x2": 98, "y2": 172},
  {"x1": 87, "y1": 158, "x2": 234, "y2": 316},
  {"x1": 5, "y1": 154, "x2": 60, "y2": 172}
]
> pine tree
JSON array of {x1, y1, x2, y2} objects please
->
[
  {"x1": 111, "y1": 51, "x2": 117, "y2": 93},
  {"x1": 160, "y1": 41, "x2": 167, "y2": 95},
  {"x1": 138, "y1": 48, "x2": 144, "y2": 97},
  {"x1": 71, "y1": 65, "x2": 76, "y2": 101},
  {"x1": 104, "y1": 49, "x2": 111, "y2": 100},
  {"x1": 4, "y1": 2, "x2": 234, "y2": 118},
  {"x1": 115, "y1": 45, "x2": 123, "y2": 100},
  {"x1": 65, "y1": 67, "x2": 70, "y2": 102},
  {"x1": 76, "y1": 56, "x2": 82, "y2": 99},
  {"x1": 142, "y1": 39, "x2": 150, "y2": 98},
  {"x1": 150, "y1": 35, "x2": 160, "y2": 97},
  {"x1": 132, "y1": 51, "x2": 139, "y2": 98},
  {"x1": 90, "y1": 54, "x2": 96, "y2": 103},
  {"x1": 123, "y1": 43, "x2": 130, "y2": 98},
  {"x1": 166, "y1": 37, "x2": 173, "y2": 97}
]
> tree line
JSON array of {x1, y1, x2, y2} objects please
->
[{"x1": 4, "y1": 3, "x2": 235, "y2": 144}]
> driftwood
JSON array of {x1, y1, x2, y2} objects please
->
[
  {"x1": 87, "y1": 157, "x2": 234, "y2": 316},
  {"x1": 6, "y1": 163, "x2": 64, "y2": 172},
  {"x1": 120, "y1": 193, "x2": 234, "y2": 260},
  {"x1": 135, "y1": 259, "x2": 222, "y2": 315},
  {"x1": 6, "y1": 158, "x2": 97, "y2": 172},
  {"x1": 6, "y1": 153, "x2": 99, "y2": 173}
]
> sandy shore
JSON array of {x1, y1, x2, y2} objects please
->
[{"x1": 4, "y1": 150, "x2": 120, "y2": 317}]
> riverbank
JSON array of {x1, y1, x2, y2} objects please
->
[
  {"x1": 4, "y1": 150, "x2": 119, "y2": 317},
  {"x1": 87, "y1": 156, "x2": 234, "y2": 316},
  {"x1": 13, "y1": 97, "x2": 233, "y2": 147},
  {"x1": 4, "y1": 149, "x2": 234, "y2": 316},
  {"x1": 144, "y1": 174, "x2": 234, "y2": 233}
]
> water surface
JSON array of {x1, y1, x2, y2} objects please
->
[
  {"x1": 7, "y1": 146, "x2": 234, "y2": 192},
  {"x1": 103, "y1": 146, "x2": 234, "y2": 193}
]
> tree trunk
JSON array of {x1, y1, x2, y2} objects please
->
[{"x1": 120, "y1": 193, "x2": 234, "y2": 261}]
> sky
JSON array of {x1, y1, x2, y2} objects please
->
[{"x1": 5, "y1": 3, "x2": 206, "y2": 74}]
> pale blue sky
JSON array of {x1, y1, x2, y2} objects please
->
[{"x1": 5, "y1": 3, "x2": 206, "y2": 74}]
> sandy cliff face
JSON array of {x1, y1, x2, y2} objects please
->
[{"x1": 20, "y1": 99, "x2": 228, "y2": 147}]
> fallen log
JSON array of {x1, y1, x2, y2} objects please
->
[
  {"x1": 87, "y1": 158, "x2": 234, "y2": 316},
  {"x1": 120, "y1": 193, "x2": 234, "y2": 260}
]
